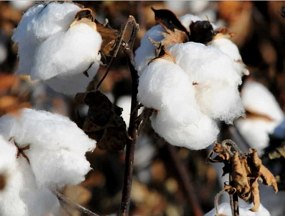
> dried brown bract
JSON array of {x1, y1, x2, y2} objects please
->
[
  {"x1": 208, "y1": 140, "x2": 278, "y2": 212},
  {"x1": 76, "y1": 91, "x2": 129, "y2": 151}
]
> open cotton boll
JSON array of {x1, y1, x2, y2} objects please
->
[
  {"x1": 0, "y1": 108, "x2": 95, "y2": 189},
  {"x1": 45, "y1": 62, "x2": 99, "y2": 95},
  {"x1": 135, "y1": 25, "x2": 164, "y2": 74},
  {"x1": 151, "y1": 108, "x2": 218, "y2": 149},
  {"x1": 235, "y1": 118, "x2": 278, "y2": 154},
  {"x1": 138, "y1": 58, "x2": 193, "y2": 110},
  {"x1": 208, "y1": 37, "x2": 249, "y2": 76},
  {"x1": 31, "y1": 22, "x2": 102, "y2": 81},
  {"x1": 195, "y1": 82, "x2": 244, "y2": 123},
  {"x1": 241, "y1": 81, "x2": 284, "y2": 122},
  {"x1": 204, "y1": 202, "x2": 270, "y2": 216},
  {"x1": 170, "y1": 42, "x2": 242, "y2": 86}
]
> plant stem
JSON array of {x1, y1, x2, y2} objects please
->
[
  {"x1": 229, "y1": 175, "x2": 239, "y2": 216},
  {"x1": 119, "y1": 16, "x2": 139, "y2": 216}
]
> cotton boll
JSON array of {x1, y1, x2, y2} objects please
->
[
  {"x1": 135, "y1": 25, "x2": 164, "y2": 74},
  {"x1": 0, "y1": 109, "x2": 95, "y2": 190},
  {"x1": 195, "y1": 82, "x2": 244, "y2": 123},
  {"x1": 151, "y1": 108, "x2": 218, "y2": 149},
  {"x1": 235, "y1": 118, "x2": 278, "y2": 154},
  {"x1": 209, "y1": 36, "x2": 249, "y2": 76},
  {"x1": 204, "y1": 202, "x2": 270, "y2": 216},
  {"x1": 241, "y1": 81, "x2": 284, "y2": 122},
  {"x1": 31, "y1": 22, "x2": 102, "y2": 81},
  {"x1": 45, "y1": 62, "x2": 99, "y2": 95},
  {"x1": 170, "y1": 42, "x2": 242, "y2": 86}
]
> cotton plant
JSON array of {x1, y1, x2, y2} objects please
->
[
  {"x1": 12, "y1": 2, "x2": 102, "y2": 95},
  {"x1": 135, "y1": 9, "x2": 248, "y2": 149},
  {"x1": 0, "y1": 108, "x2": 96, "y2": 216}
]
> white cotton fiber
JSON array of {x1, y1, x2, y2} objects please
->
[
  {"x1": 27, "y1": 2, "x2": 81, "y2": 41},
  {"x1": 235, "y1": 118, "x2": 277, "y2": 154},
  {"x1": 241, "y1": 81, "x2": 284, "y2": 121},
  {"x1": 209, "y1": 37, "x2": 249, "y2": 76},
  {"x1": 31, "y1": 22, "x2": 102, "y2": 80},
  {"x1": 0, "y1": 136, "x2": 17, "y2": 173},
  {"x1": 170, "y1": 42, "x2": 241, "y2": 86},
  {"x1": 138, "y1": 59, "x2": 219, "y2": 149},
  {"x1": 138, "y1": 59, "x2": 193, "y2": 110},
  {"x1": 151, "y1": 108, "x2": 218, "y2": 149},
  {"x1": 0, "y1": 108, "x2": 95, "y2": 188},
  {"x1": 204, "y1": 202, "x2": 270, "y2": 216},
  {"x1": 195, "y1": 82, "x2": 244, "y2": 123},
  {"x1": 45, "y1": 62, "x2": 99, "y2": 95},
  {"x1": 135, "y1": 25, "x2": 164, "y2": 74}
]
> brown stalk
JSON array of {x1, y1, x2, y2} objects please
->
[{"x1": 119, "y1": 16, "x2": 139, "y2": 216}]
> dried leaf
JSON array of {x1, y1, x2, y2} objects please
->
[
  {"x1": 78, "y1": 91, "x2": 128, "y2": 151},
  {"x1": 250, "y1": 180, "x2": 260, "y2": 212},
  {"x1": 260, "y1": 165, "x2": 278, "y2": 192}
]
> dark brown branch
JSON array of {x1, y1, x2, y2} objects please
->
[
  {"x1": 119, "y1": 16, "x2": 139, "y2": 216},
  {"x1": 53, "y1": 190, "x2": 101, "y2": 216}
]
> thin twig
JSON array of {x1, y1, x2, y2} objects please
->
[
  {"x1": 119, "y1": 16, "x2": 139, "y2": 216},
  {"x1": 214, "y1": 190, "x2": 225, "y2": 216},
  {"x1": 229, "y1": 175, "x2": 239, "y2": 216},
  {"x1": 53, "y1": 190, "x2": 101, "y2": 216}
]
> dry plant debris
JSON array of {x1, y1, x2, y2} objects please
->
[
  {"x1": 76, "y1": 91, "x2": 128, "y2": 151},
  {"x1": 208, "y1": 140, "x2": 278, "y2": 212}
]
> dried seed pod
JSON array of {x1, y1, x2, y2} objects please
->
[
  {"x1": 189, "y1": 20, "x2": 215, "y2": 44},
  {"x1": 79, "y1": 91, "x2": 129, "y2": 151}
]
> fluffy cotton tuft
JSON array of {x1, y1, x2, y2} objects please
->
[
  {"x1": 138, "y1": 59, "x2": 219, "y2": 149},
  {"x1": 0, "y1": 108, "x2": 95, "y2": 188},
  {"x1": 12, "y1": 2, "x2": 102, "y2": 95},
  {"x1": 204, "y1": 202, "x2": 270, "y2": 216},
  {"x1": 136, "y1": 13, "x2": 246, "y2": 149}
]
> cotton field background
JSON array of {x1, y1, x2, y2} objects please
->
[{"x1": 0, "y1": 1, "x2": 285, "y2": 216}]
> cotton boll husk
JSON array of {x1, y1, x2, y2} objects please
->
[
  {"x1": 241, "y1": 81, "x2": 284, "y2": 122},
  {"x1": 31, "y1": 22, "x2": 102, "y2": 81},
  {"x1": 27, "y1": 148, "x2": 91, "y2": 188},
  {"x1": 138, "y1": 59, "x2": 194, "y2": 110},
  {"x1": 208, "y1": 37, "x2": 249, "y2": 76},
  {"x1": 170, "y1": 42, "x2": 242, "y2": 86},
  {"x1": 204, "y1": 202, "x2": 270, "y2": 216},
  {"x1": 235, "y1": 118, "x2": 278, "y2": 154},
  {"x1": 45, "y1": 62, "x2": 99, "y2": 95},
  {"x1": 151, "y1": 108, "x2": 218, "y2": 149},
  {"x1": 179, "y1": 14, "x2": 202, "y2": 31},
  {"x1": 135, "y1": 25, "x2": 164, "y2": 74},
  {"x1": 195, "y1": 82, "x2": 244, "y2": 123}
]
